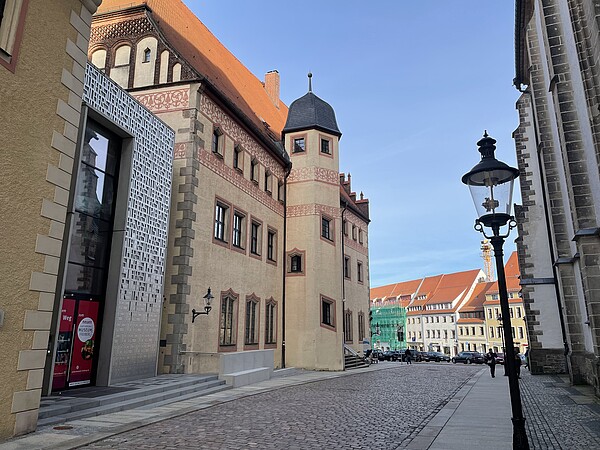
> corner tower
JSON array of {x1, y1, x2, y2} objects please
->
[{"x1": 283, "y1": 75, "x2": 345, "y2": 370}]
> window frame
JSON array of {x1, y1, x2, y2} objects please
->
[
  {"x1": 320, "y1": 295, "x2": 336, "y2": 330},
  {"x1": 219, "y1": 290, "x2": 239, "y2": 351},
  {"x1": 233, "y1": 144, "x2": 243, "y2": 173},
  {"x1": 344, "y1": 255, "x2": 351, "y2": 280},
  {"x1": 358, "y1": 312, "x2": 365, "y2": 342},
  {"x1": 264, "y1": 170, "x2": 272, "y2": 195},
  {"x1": 213, "y1": 198, "x2": 231, "y2": 247},
  {"x1": 357, "y1": 260, "x2": 363, "y2": 283},
  {"x1": 0, "y1": 0, "x2": 27, "y2": 72},
  {"x1": 267, "y1": 227, "x2": 277, "y2": 265},
  {"x1": 292, "y1": 135, "x2": 306, "y2": 154},
  {"x1": 244, "y1": 294, "x2": 260, "y2": 348},
  {"x1": 250, "y1": 158, "x2": 259, "y2": 184},
  {"x1": 286, "y1": 248, "x2": 305, "y2": 276},
  {"x1": 142, "y1": 47, "x2": 151, "y2": 63},
  {"x1": 344, "y1": 309, "x2": 353, "y2": 343},
  {"x1": 231, "y1": 208, "x2": 247, "y2": 253},
  {"x1": 212, "y1": 126, "x2": 223, "y2": 157},
  {"x1": 320, "y1": 213, "x2": 334, "y2": 244},
  {"x1": 250, "y1": 217, "x2": 263, "y2": 259},
  {"x1": 319, "y1": 134, "x2": 333, "y2": 157},
  {"x1": 265, "y1": 298, "x2": 277, "y2": 347}
]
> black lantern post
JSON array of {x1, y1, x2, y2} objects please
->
[
  {"x1": 192, "y1": 288, "x2": 214, "y2": 323},
  {"x1": 462, "y1": 132, "x2": 529, "y2": 449}
]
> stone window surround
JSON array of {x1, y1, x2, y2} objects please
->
[
  {"x1": 286, "y1": 248, "x2": 305, "y2": 276},
  {"x1": 243, "y1": 294, "x2": 260, "y2": 349},
  {"x1": 231, "y1": 206, "x2": 247, "y2": 255},
  {"x1": 320, "y1": 294, "x2": 336, "y2": 331},
  {"x1": 264, "y1": 297, "x2": 277, "y2": 348},
  {"x1": 249, "y1": 215, "x2": 263, "y2": 260},
  {"x1": 266, "y1": 226, "x2": 277, "y2": 266},
  {"x1": 218, "y1": 289, "x2": 239, "y2": 352},
  {"x1": 320, "y1": 213, "x2": 335, "y2": 245},
  {"x1": 0, "y1": 0, "x2": 28, "y2": 72},
  {"x1": 213, "y1": 196, "x2": 231, "y2": 248}
]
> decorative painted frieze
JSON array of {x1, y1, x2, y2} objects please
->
[
  {"x1": 200, "y1": 95, "x2": 285, "y2": 179},
  {"x1": 287, "y1": 204, "x2": 340, "y2": 218},
  {"x1": 133, "y1": 88, "x2": 190, "y2": 113},
  {"x1": 199, "y1": 149, "x2": 284, "y2": 216},
  {"x1": 288, "y1": 167, "x2": 339, "y2": 185}
]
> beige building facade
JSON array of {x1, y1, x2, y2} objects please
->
[{"x1": 0, "y1": 0, "x2": 103, "y2": 439}]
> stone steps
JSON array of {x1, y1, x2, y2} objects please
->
[
  {"x1": 344, "y1": 354, "x2": 369, "y2": 370},
  {"x1": 38, "y1": 375, "x2": 230, "y2": 427}
]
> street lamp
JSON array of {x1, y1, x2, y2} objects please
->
[
  {"x1": 462, "y1": 132, "x2": 529, "y2": 449},
  {"x1": 191, "y1": 288, "x2": 214, "y2": 323}
]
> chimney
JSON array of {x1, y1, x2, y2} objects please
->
[{"x1": 264, "y1": 70, "x2": 280, "y2": 108}]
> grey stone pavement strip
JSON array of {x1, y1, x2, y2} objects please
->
[{"x1": 4, "y1": 363, "x2": 600, "y2": 449}]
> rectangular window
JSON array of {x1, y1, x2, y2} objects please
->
[
  {"x1": 220, "y1": 295, "x2": 236, "y2": 346},
  {"x1": 480, "y1": 327, "x2": 484, "y2": 335},
  {"x1": 267, "y1": 229, "x2": 276, "y2": 262},
  {"x1": 321, "y1": 296, "x2": 335, "y2": 328},
  {"x1": 471, "y1": 326, "x2": 475, "y2": 335},
  {"x1": 233, "y1": 145, "x2": 242, "y2": 171},
  {"x1": 510, "y1": 308, "x2": 514, "y2": 318},
  {"x1": 245, "y1": 299, "x2": 258, "y2": 345},
  {"x1": 488, "y1": 309, "x2": 492, "y2": 319},
  {"x1": 344, "y1": 310, "x2": 352, "y2": 342},
  {"x1": 321, "y1": 138, "x2": 330, "y2": 154},
  {"x1": 251, "y1": 220, "x2": 262, "y2": 256},
  {"x1": 517, "y1": 307, "x2": 522, "y2": 318},
  {"x1": 358, "y1": 313, "x2": 365, "y2": 342},
  {"x1": 358, "y1": 229, "x2": 363, "y2": 244},
  {"x1": 251, "y1": 159, "x2": 258, "y2": 183},
  {"x1": 343, "y1": 220, "x2": 348, "y2": 236},
  {"x1": 265, "y1": 301, "x2": 276, "y2": 344},
  {"x1": 214, "y1": 202, "x2": 228, "y2": 242},
  {"x1": 490, "y1": 327, "x2": 495, "y2": 338},
  {"x1": 212, "y1": 128, "x2": 222, "y2": 156},
  {"x1": 278, "y1": 180, "x2": 284, "y2": 202},
  {"x1": 293, "y1": 137, "x2": 305, "y2": 153},
  {"x1": 321, "y1": 216, "x2": 331, "y2": 240},
  {"x1": 264, "y1": 171, "x2": 271, "y2": 193},
  {"x1": 352, "y1": 225, "x2": 357, "y2": 240},
  {"x1": 232, "y1": 212, "x2": 245, "y2": 249},
  {"x1": 459, "y1": 327, "x2": 463, "y2": 336},
  {"x1": 518, "y1": 327, "x2": 524, "y2": 339},
  {"x1": 344, "y1": 255, "x2": 351, "y2": 279},
  {"x1": 357, "y1": 261, "x2": 363, "y2": 283},
  {"x1": 289, "y1": 253, "x2": 302, "y2": 273}
]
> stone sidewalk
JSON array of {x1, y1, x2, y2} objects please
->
[{"x1": 2, "y1": 363, "x2": 600, "y2": 449}]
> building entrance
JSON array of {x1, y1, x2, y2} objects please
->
[{"x1": 53, "y1": 296, "x2": 101, "y2": 390}]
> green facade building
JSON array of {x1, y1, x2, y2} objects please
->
[{"x1": 370, "y1": 303, "x2": 407, "y2": 350}]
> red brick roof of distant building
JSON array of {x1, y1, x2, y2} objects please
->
[
  {"x1": 96, "y1": 0, "x2": 289, "y2": 139},
  {"x1": 487, "y1": 251, "x2": 520, "y2": 294},
  {"x1": 457, "y1": 317, "x2": 485, "y2": 324},
  {"x1": 370, "y1": 279, "x2": 422, "y2": 301},
  {"x1": 461, "y1": 281, "x2": 495, "y2": 312}
]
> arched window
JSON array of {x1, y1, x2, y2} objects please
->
[{"x1": 143, "y1": 48, "x2": 151, "y2": 63}]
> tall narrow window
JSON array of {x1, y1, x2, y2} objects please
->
[
  {"x1": 293, "y1": 137, "x2": 305, "y2": 153},
  {"x1": 220, "y1": 294, "x2": 237, "y2": 346},
  {"x1": 143, "y1": 48, "x2": 151, "y2": 63},
  {"x1": 214, "y1": 202, "x2": 228, "y2": 242},
  {"x1": 251, "y1": 159, "x2": 258, "y2": 183},
  {"x1": 278, "y1": 180, "x2": 284, "y2": 202},
  {"x1": 357, "y1": 261, "x2": 363, "y2": 282},
  {"x1": 267, "y1": 229, "x2": 276, "y2": 262},
  {"x1": 245, "y1": 297, "x2": 259, "y2": 345},
  {"x1": 321, "y1": 138, "x2": 330, "y2": 154},
  {"x1": 212, "y1": 128, "x2": 222, "y2": 156},
  {"x1": 233, "y1": 145, "x2": 242, "y2": 171},
  {"x1": 265, "y1": 300, "x2": 276, "y2": 345},
  {"x1": 321, "y1": 296, "x2": 335, "y2": 329},
  {"x1": 358, "y1": 312, "x2": 365, "y2": 342},
  {"x1": 264, "y1": 171, "x2": 271, "y2": 193},
  {"x1": 290, "y1": 254, "x2": 302, "y2": 272},
  {"x1": 359, "y1": 229, "x2": 363, "y2": 244},
  {"x1": 321, "y1": 216, "x2": 331, "y2": 240},
  {"x1": 344, "y1": 310, "x2": 353, "y2": 342},
  {"x1": 232, "y1": 212, "x2": 245, "y2": 249},
  {"x1": 352, "y1": 225, "x2": 357, "y2": 241},
  {"x1": 250, "y1": 220, "x2": 262, "y2": 255},
  {"x1": 344, "y1": 255, "x2": 351, "y2": 279}
]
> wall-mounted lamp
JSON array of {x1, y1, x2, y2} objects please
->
[{"x1": 192, "y1": 288, "x2": 214, "y2": 323}]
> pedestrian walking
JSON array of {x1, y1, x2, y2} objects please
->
[
  {"x1": 404, "y1": 348, "x2": 412, "y2": 365},
  {"x1": 485, "y1": 349, "x2": 497, "y2": 378},
  {"x1": 514, "y1": 348, "x2": 522, "y2": 378}
]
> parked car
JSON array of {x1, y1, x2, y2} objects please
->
[
  {"x1": 371, "y1": 350, "x2": 384, "y2": 361},
  {"x1": 382, "y1": 351, "x2": 397, "y2": 361},
  {"x1": 495, "y1": 353, "x2": 505, "y2": 365},
  {"x1": 451, "y1": 351, "x2": 485, "y2": 364},
  {"x1": 428, "y1": 351, "x2": 451, "y2": 362},
  {"x1": 416, "y1": 351, "x2": 429, "y2": 362},
  {"x1": 400, "y1": 349, "x2": 418, "y2": 362}
]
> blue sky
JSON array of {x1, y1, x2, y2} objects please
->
[{"x1": 190, "y1": 1, "x2": 520, "y2": 287}]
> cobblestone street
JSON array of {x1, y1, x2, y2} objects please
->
[{"x1": 83, "y1": 364, "x2": 480, "y2": 449}]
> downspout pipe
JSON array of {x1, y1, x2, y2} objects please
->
[
  {"x1": 281, "y1": 164, "x2": 291, "y2": 369},
  {"x1": 341, "y1": 201, "x2": 347, "y2": 361},
  {"x1": 514, "y1": 82, "x2": 570, "y2": 362}
]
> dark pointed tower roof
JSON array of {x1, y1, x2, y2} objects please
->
[{"x1": 282, "y1": 73, "x2": 341, "y2": 137}]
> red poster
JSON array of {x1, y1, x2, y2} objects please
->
[
  {"x1": 52, "y1": 298, "x2": 76, "y2": 390},
  {"x1": 68, "y1": 301, "x2": 99, "y2": 387}
]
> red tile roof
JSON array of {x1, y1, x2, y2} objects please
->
[
  {"x1": 370, "y1": 279, "x2": 422, "y2": 301},
  {"x1": 457, "y1": 317, "x2": 485, "y2": 324},
  {"x1": 461, "y1": 281, "x2": 494, "y2": 312},
  {"x1": 96, "y1": 0, "x2": 289, "y2": 139},
  {"x1": 487, "y1": 251, "x2": 520, "y2": 294}
]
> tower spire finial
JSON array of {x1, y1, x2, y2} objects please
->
[{"x1": 308, "y1": 72, "x2": 312, "y2": 92}]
